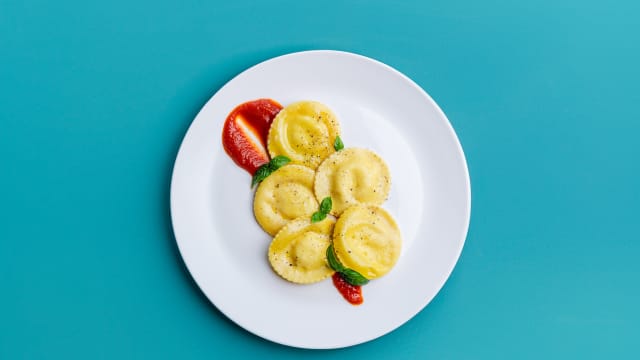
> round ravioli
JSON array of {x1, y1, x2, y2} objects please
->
[
  {"x1": 333, "y1": 205, "x2": 401, "y2": 279},
  {"x1": 268, "y1": 217, "x2": 336, "y2": 284},
  {"x1": 315, "y1": 148, "x2": 391, "y2": 216},
  {"x1": 267, "y1": 101, "x2": 340, "y2": 170},
  {"x1": 254, "y1": 164, "x2": 318, "y2": 236}
]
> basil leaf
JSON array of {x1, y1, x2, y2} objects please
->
[
  {"x1": 319, "y1": 197, "x2": 332, "y2": 214},
  {"x1": 334, "y1": 136, "x2": 344, "y2": 151},
  {"x1": 270, "y1": 155, "x2": 291, "y2": 168},
  {"x1": 340, "y1": 268, "x2": 369, "y2": 286},
  {"x1": 251, "y1": 164, "x2": 272, "y2": 187},
  {"x1": 311, "y1": 211, "x2": 326, "y2": 223},
  {"x1": 326, "y1": 245, "x2": 369, "y2": 286},
  {"x1": 326, "y1": 244, "x2": 345, "y2": 272},
  {"x1": 250, "y1": 156, "x2": 291, "y2": 187}
]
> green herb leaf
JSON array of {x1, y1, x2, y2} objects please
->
[
  {"x1": 270, "y1": 155, "x2": 291, "y2": 168},
  {"x1": 340, "y1": 268, "x2": 369, "y2": 286},
  {"x1": 251, "y1": 164, "x2": 271, "y2": 187},
  {"x1": 326, "y1": 244, "x2": 345, "y2": 272},
  {"x1": 251, "y1": 156, "x2": 291, "y2": 188},
  {"x1": 311, "y1": 196, "x2": 332, "y2": 223},
  {"x1": 319, "y1": 197, "x2": 332, "y2": 214},
  {"x1": 311, "y1": 211, "x2": 326, "y2": 223},
  {"x1": 326, "y1": 245, "x2": 369, "y2": 285},
  {"x1": 334, "y1": 136, "x2": 344, "y2": 151}
]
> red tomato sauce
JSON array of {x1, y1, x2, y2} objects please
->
[
  {"x1": 332, "y1": 273, "x2": 363, "y2": 305},
  {"x1": 222, "y1": 99, "x2": 282, "y2": 175}
]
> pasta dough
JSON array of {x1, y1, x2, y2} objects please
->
[
  {"x1": 253, "y1": 164, "x2": 318, "y2": 236},
  {"x1": 267, "y1": 101, "x2": 340, "y2": 170},
  {"x1": 314, "y1": 148, "x2": 391, "y2": 216},
  {"x1": 268, "y1": 217, "x2": 335, "y2": 284},
  {"x1": 332, "y1": 205, "x2": 401, "y2": 279}
]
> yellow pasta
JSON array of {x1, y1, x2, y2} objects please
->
[
  {"x1": 314, "y1": 148, "x2": 391, "y2": 216},
  {"x1": 268, "y1": 216, "x2": 336, "y2": 284},
  {"x1": 333, "y1": 205, "x2": 401, "y2": 279},
  {"x1": 253, "y1": 164, "x2": 318, "y2": 236},
  {"x1": 267, "y1": 101, "x2": 340, "y2": 170}
]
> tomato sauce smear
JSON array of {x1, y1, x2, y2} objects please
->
[
  {"x1": 222, "y1": 99, "x2": 283, "y2": 175},
  {"x1": 332, "y1": 273, "x2": 363, "y2": 305}
]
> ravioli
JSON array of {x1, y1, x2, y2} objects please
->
[
  {"x1": 333, "y1": 205, "x2": 401, "y2": 279},
  {"x1": 268, "y1": 217, "x2": 336, "y2": 284},
  {"x1": 314, "y1": 148, "x2": 391, "y2": 216},
  {"x1": 254, "y1": 164, "x2": 318, "y2": 236},
  {"x1": 267, "y1": 101, "x2": 340, "y2": 170}
]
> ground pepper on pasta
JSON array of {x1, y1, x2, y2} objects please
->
[{"x1": 223, "y1": 99, "x2": 402, "y2": 305}]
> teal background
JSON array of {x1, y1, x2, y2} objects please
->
[{"x1": 1, "y1": 0, "x2": 639, "y2": 358}]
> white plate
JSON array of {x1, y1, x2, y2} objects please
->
[{"x1": 170, "y1": 50, "x2": 471, "y2": 349}]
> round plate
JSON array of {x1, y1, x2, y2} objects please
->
[{"x1": 170, "y1": 50, "x2": 470, "y2": 349}]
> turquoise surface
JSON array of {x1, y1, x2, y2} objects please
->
[{"x1": 2, "y1": 0, "x2": 639, "y2": 358}]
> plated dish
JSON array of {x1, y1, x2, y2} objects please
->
[{"x1": 170, "y1": 50, "x2": 470, "y2": 349}]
